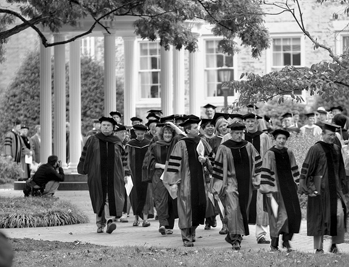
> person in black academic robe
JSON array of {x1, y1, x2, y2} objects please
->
[
  {"x1": 126, "y1": 124, "x2": 153, "y2": 227},
  {"x1": 299, "y1": 123, "x2": 348, "y2": 254},
  {"x1": 78, "y1": 117, "x2": 126, "y2": 234},
  {"x1": 260, "y1": 129, "x2": 301, "y2": 252},
  {"x1": 143, "y1": 125, "x2": 178, "y2": 235}
]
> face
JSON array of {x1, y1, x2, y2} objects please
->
[
  {"x1": 93, "y1": 122, "x2": 101, "y2": 130},
  {"x1": 307, "y1": 116, "x2": 315, "y2": 125},
  {"x1": 14, "y1": 124, "x2": 21, "y2": 132},
  {"x1": 245, "y1": 118, "x2": 258, "y2": 132},
  {"x1": 275, "y1": 134, "x2": 287, "y2": 149},
  {"x1": 332, "y1": 109, "x2": 341, "y2": 116},
  {"x1": 132, "y1": 121, "x2": 141, "y2": 126},
  {"x1": 163, "y1": 128, "x2": 173, "y2": 142},
  {"x1": 149, "y1": 123, "x2": 157, "y2": 135},
  {"x1": 247, "y1": 107, "x2": 254, "y2": 113},
  {"x1": 318, "y1": 113, "x2": 327, "y2": 122},
  {"x1": 21, "y1": 128, "x2": 28, "y2": 136},
  {"x1": 293, "y1": 114, "x2": 299, "y2": 121},
  {"x1": 100, "y1": 121, "x2": 114, "y2": 136},
  {"x1": 322, "y1": 129, "x2": 336, "y2": 144},
  {"x1": 284, "y1": 117, "x2": 292, "y2": 127},
  {"x1": 135, "y1": 130, "x2": 146, "y2": 140},
  {"x1": 218, "y1": 122, "x2": 229, "y2": 135},
  {"x1": 205, "y1": 108, "x2": 215, "y2": 119},
  {"x1": 204, "y1": 123, "x2": 215, "y2": 136},
  {"x1": 187, "y1": 124, "x2": 199, "y2": 137},
  {"x1": 230, "y1": 130, "x2": 244, "y2": 142},
  {"x1": 112, "y1": 115, "x2": 121, "y2": 123},
  {"x1": 115, "y1": 130, "x2": 126, "y2": 141}
]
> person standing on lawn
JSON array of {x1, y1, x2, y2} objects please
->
[
  {"x1": 212, "y1": 122, "x2": 262, "y2": 250},
  {"x1": 78, "y1": 117, "x2": 126, "y2": 234},
  {"x1": 298, "y1": 123, "x2": 348, "y2": 253},
  {"x1": 163, "y1": 118, "x2": 209, "y2": 247},
  {"x1": 260, "y1": 129, "x2": 302, "y2": 252},
  {"x1": 243, "y1": 113, "x2": 272, "y2": 245}
]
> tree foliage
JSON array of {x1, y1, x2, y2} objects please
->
[
  {"x1": 0, "y1": 0, "x2": 270, "y2": 60},
  {"x1": 0, "y1": 50, "x2": 123, "y2": 140}
]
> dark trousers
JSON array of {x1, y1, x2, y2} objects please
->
[
  {"x1": 181, "y1": 226, "x2": 198, "y2": 242},
  {"x1": 271, "y1": 233, "x2": 293, "y2": 248}
]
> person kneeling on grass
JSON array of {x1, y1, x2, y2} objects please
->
[{"x1": 32, "y1": 155, "x2": 64, "y2": 197}]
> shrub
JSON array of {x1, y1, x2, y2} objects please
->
[
  {"x1": 0, "y1": 157, "x2": 22, "y2": 184},
  {"x1": 0, "y1": 197, "x2": 89, "y2": 228}
]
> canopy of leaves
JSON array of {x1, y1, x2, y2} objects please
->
[
  {"x1": 0, "y1": 50, "x2": 123, "y2": 140},
  {"x1": 0, "y1": 0, "x2": 270, "y2": 58}
]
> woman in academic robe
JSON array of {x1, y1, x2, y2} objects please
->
[
  {"x1": 142, "y1": 124, "x2": 178, "y2": 235},
  {"x1": 260, "y1": 129, "x2": 302, "y2": 252}
]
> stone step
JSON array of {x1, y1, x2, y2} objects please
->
[
  {"x1": 14, "y1": 181, "x2": 88, "y2": 191},
  {"x1": 64, "y1": 174, "x2": 87, "y2": 182}
]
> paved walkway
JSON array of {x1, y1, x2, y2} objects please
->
[{"x1": 1, "y1": 189, "x2": 349, "y2": 253}]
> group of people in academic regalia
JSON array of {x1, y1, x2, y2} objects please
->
[{"x1": 78, "y1": 103, "x2": 348, "y2": 253}]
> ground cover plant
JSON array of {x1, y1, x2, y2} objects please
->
[
  {"x1": 0, "y1": 157, "x2": 22, "y2": 184},
  {"x1": 0, "y1": 197, "x2": 88, "y2": 228},
  {"x1": 7, "y1": 238, "x2": 349, "y2": 267}
]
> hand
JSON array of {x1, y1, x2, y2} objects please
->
[
  {"x1": 298, "y1": 179, "x2": 308, "y2": 195},
  {"x1": 198, "y1": 156, "x2": 206, "y2": 164},
  {"x1": 170, "y1": 184, "x2": 178, "y2": 193},
  {"x1": 124, "y1": 176, "x2": 128, "y2": 184}
]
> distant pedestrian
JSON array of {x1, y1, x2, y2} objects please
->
[
  {"x1": 20, "y1": 125, "x2": 32, "y2": 179},
  {"x1": 30, "y1": 125, "x2": 41, "y2": 164}
]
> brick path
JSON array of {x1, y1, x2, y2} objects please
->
[{"x1": 1, "y1": 189, "x2": 349, "y2": 254}]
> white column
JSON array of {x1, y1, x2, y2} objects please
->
[
  {"x1": 104, "y1": 32, "x2": 116, "y2": 116},
  {"x1": 173, "y1": 49, "x2": 185, "y2": 114},
  {"x1": 123, "y1": 36, "x2": 137, "y2": 124},
  {"x1": 189, "y1": 37, "x2": 203, "y2": 116},
  {"x1": 160, "y1": 46, "x2": 173, "y2": 116},
  {"x1": 53, "y1": 34, "x2": 67, "y2": 167},
  {"x1": 40, "y1": 36, "x2": 52, "y2": 163},
  {"x1": 68, "y1": 39, "x2": 81, "y2": 172}
]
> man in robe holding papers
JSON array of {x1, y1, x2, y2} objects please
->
[
  {"x1": 260, "y1": 129, "x2": 301, "y2": 252},
  {"x1": 299, "y1": 123, "x2": 348, "y2": 254},
  {"x1": 163, "y1": 118, "x2": 209, "y2": 247},
  {"x1": 212, "y1": 122, "x2": 262, "y2": 250},
  {"x1": 78, "y1": 117, "x2": 126, "y2": 234}
]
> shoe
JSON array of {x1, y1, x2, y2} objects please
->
[
  {"x1": 120, "y1": 217, "x2": 128, "y2": 223},
  {"x1": 219, "y1": 225, "x2": 228, "y2": 235},
  {"x1": 270, "y1": 246, "x2": 280, "y2": 252},
  {"x1": 159, "y1": 226, "x2": 166, "y2": 236},
  {"x1": 155, "y1": 215, "x2": 159, "y2": 220},
  {"x1": 183, "y1": 241, "x2": 194, "y2": 247},
  {"x1": 97, "y1": 227, "x2": 104, "y2": 233},
  {"x1": 211, "y1": 218, "x2": 217, "y2": 228},
  {"x1": 315, "y1": 249, "x2": 324, "y2": 254},
  {"x1": 142, "y1": 220, "x2": 151, "y2": 227},
  {"x1": 204, "y1": 224, "x2": 211, "y2": 230},
  {"x1": 258, "y1": 237, "x2": 271, "y2": 244},
  {"x1": 165, "y1": 229, "x2": 173, "y2": 235},
  {"x1": 282, "y1": 241, "x2": 292, "y2": 252},
  {"x1": 133, "y1": 220, "x2": 139, "y2": 227},
  {"x1": 329, "y1": 244, "x2": 339, "y2": 253},
  {"x1": 231, "y1": 241, "x2": 241, "y2": 251},
  {"x1": 106, "y1": 221, "x2": 117, "y2": 234}
]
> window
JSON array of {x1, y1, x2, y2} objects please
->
[
  {"x1": 138, "y1": 42, "x2": 161, "y2": 98},
  {"x1": 205, "y1": 40, "x2": 234, "y2": 97},
  {"x1": 272, "y1": 37, "x2": 301, "y2": 71},
  {"x1": 343, "y1": 36, "x2": 349, "y2": 53},
  {"x1": 81, "y1": 37, "x2": 95, "y2": 57}
]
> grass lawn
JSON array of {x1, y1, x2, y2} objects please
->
[
  {"x1": 8, "y1": 238, "x2": 349, "y2": 267},
  {"x1": 0, "y1": 197, "x2": 89, "y2": 228}
]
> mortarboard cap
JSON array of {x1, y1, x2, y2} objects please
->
[
  {"x1": 110, "y1": 111, "x2": 122, "y2": 117},
  {"x1": 211, "y1": 112, "x2": 230, "y2": 127},
  {"x1": 146, "y1": 112, "x2": 160, "y2": 120},
  {"x1": 114, "y1": 125, "x2": 127, "y2": 132},
  {"x1": 281, "y1": 112, "x2": 293, "y2": 119},
  {"x1": 133, "y1": 124, "x2": 148, "y2": 131},
  {"x1": 316, "y1": 108, "x2": 327, "y2": 114},
  {"x1": 14, "y1": 119, "x2": 21, "y2": 125},
  {"x1": 93, "y1": 119, "x2": 100, "y2": 123},
  {"x1": 305, "y1": 112, "x2": 315, "y2": 118},
  {"x1": 323, "y1": 123, "x2": 340, "y2": 132},
  {"x1": 242, "y1": 113, "x2": 262, "y2": 120},
  {"x1": 203, "y1": 103, "x2": 217, "y2": 109},
  {"x1": 130, "y1": 117, "x2": 143, "y2": 122},
  {"x1": 329, "y1": 106, "x2": 343, "y2": 112},
  {"x1": 146, "y1": 119, "x2": 159, "y2": 127},
  {"x1": 99, "y1": 116, "x2": 117, "y2": 126},
  {"x1": 227, "y1": 122, "x2": 245, "y2": 131},
  {"x1": 332, "y1": 114, "x2": 347, "y2": 128},
  {"x1": 229, "y1": 113, "x2": 243, "y2": 120},
  {"x1": 159, "y1": 115, "x2": 175, "y2": 123},
  {"x1": 21, "y1": 125, "x2": 29, "y2": 130},
  {"x1": 271, "y1": 129, "x2": 290, "y2": 139},
  {"x1": 246, "y1": 104, "x2": 259, "y2": 110},
  {"x1": 179, "y1": 118, "x2": 201, "y2": 127},
  {"x1": 147, "y1": 109, "x2": 163, "y2": 115}
]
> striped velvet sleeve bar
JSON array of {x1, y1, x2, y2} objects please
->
[{"x1": 167, "y1": 155, "x2": 182, "y2": 173}]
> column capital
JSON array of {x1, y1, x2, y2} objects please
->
[
  {"x1": 103, "y1": 30, "x2": 116, "y2": 36},
  {"x1": 122, "y1": 35, "x2": 137, "y2": 41}
]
